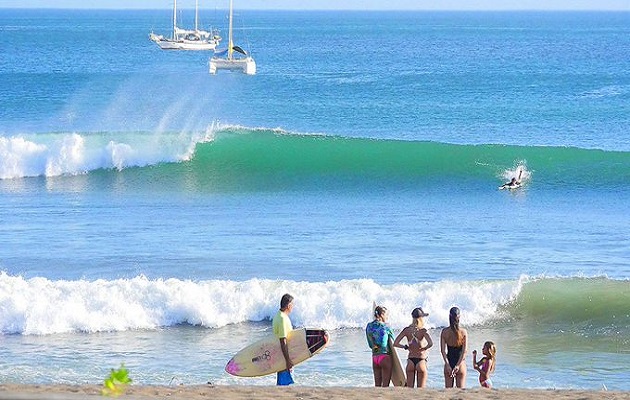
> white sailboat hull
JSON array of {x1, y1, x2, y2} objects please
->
[
  {"x1": 152, "y1": 37, "x2": 219, "y2": 51},
  {"x1": 209, "y1": 56, "x2": 256, "y2": 75},
  {"x1": 149, "y1": 0, "x2": 220, "y2": 51}
]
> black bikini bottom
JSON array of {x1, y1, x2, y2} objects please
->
[{"x1": 408, "y1": 357, "x2": 427, "y2": 367}]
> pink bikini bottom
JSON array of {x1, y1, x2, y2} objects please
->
[{"x1": 372, "y1": 354, "x2": 389, "y2": 366}]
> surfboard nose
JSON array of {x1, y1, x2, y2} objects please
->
[{"x1": 225, "y1": 358, "x2": 240, "y2": 376}]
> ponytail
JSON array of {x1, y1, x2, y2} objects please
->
[
  {"x1": 374, "y1": 306, "x2": 387, "y2": 320},
  {"x1": 449, "y1": 306, "x2": 463, "y2": 345}
]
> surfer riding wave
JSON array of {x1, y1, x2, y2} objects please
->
[{"x1": 499, "y1": 167, "x2": 525, "y2": 190}]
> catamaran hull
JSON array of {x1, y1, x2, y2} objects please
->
[{"x1": 209, "y1": 57, "x2": 256, "y2": 75}]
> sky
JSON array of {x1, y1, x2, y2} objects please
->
[{"x1": 1, "y1": 0, "x2": 629, "y2": 10}]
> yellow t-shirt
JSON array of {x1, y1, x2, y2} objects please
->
[{"x1": 272, "y1": 310, "x2": 293, "y2": 339}]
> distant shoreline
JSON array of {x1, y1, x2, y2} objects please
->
[{"x1": 1, "y1": 385, "x2": 629, "y2": 400}]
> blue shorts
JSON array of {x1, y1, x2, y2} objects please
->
[{"x1": 277, "y1": 370, "x2": 294, "y2": 386}]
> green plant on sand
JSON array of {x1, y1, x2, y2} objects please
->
[{"x1": 102, "y1": 363, "x2": 132, "y2": 397}]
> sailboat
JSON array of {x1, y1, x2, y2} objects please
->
[
  {"x1": 149, "y1": 0, "x2": 221, "y2": 51},
  {"x1": 208, "y1": 0, "x2": 256, "y2": 75}
]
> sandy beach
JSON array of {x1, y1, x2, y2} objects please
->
[{"x1": 1, "y1": 385, "x2": 629, "y2": 400}]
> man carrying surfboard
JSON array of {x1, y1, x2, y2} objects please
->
[{"x1": 272, "y1": 293, "x2": 295, "y2": 386}]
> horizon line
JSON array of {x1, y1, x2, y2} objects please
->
[{"x1": 2, "y1": 7, "x2": 629, "y2": 11}]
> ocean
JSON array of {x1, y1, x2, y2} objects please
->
[{"x1": 0, "y1": 8, "x2": 629, "y2": 390}]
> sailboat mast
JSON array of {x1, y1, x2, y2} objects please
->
[
  {"x1": 195, "y1": 0, "x2": 199, "y2": 32},
  {"x1": 227, "y1": 0, "x2": 234, "y2": 60},
  {"x1": 172, "y1": 0, "x2": 177, "y2": 38}
]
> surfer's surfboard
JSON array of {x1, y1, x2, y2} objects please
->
[
  {"x1": 499, "y1": 183, "x2": 521, "y2": 190},
  {"x1": 389, "y1": 337, "x2": 406, "y2": 387},
  {"x1": 225, "y1": 327, "x2": 328, "y2": 377},
  {"x1": 371, "y1": 302, "x2": 405, "y2": 387}
]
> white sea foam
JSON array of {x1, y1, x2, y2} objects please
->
[
  {"x1": 501, "y1": 161, "x2": 531, "y2": 182},
  {"x1": 0, "y1": 272, "x2": 523, "y2": 335},
  {"x1": 0, "y1": 127, "x2": 217, "y2": 180}
]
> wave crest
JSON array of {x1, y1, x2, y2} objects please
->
[
  {"x1": 2, "y1": 273, "x2": 626, "y2": 336},
  {"x1": 2, "y1": 127, "x2": 629, "y2": 190},
  {"x1": 0, "y1": 128, "x2": 214, "y2": 180}
]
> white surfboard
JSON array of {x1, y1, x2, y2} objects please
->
[
  {"x1": 499, "y1": 183, "x2": 521, "y2": 190},
  {"x1": 225, "y1": 327, "x2": 328, "y2": 377},
  {"x1": 389, "y1": 337, "x2": 406, "y2": 387}
]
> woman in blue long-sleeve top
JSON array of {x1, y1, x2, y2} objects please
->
[{"x1": 366, "y1": 305, "x2": 394, "y2": 387}]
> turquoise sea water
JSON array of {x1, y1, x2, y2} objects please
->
[{"x1": 0, "y1": 9, "x2": 629, "y2": 390}]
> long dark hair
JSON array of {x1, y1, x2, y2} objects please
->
[{"x1": 449, "y1": 306, "x2": 464, "y2": 345}]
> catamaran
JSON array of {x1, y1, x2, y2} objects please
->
[
  {"x1": 149, "y1": 0, "x2": 221, "y2": 51},
  {"x1": 208, "y1": 0, "x2": 256, "y2": 75}
]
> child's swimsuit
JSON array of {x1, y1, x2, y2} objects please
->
[{"x1": 478, "y1": 358, "x2": 493, "y2": 387}]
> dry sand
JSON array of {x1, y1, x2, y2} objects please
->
[{"x1": 1, "y1": 385, "x2": 629, "y2": 400}]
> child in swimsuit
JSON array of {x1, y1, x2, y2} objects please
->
[
  {"x1": 473, "y1": 341, "x2": 496, "y2": 388},
  {"x1": 393, "y1": 307, "x2": 433, "y2": 388}
]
